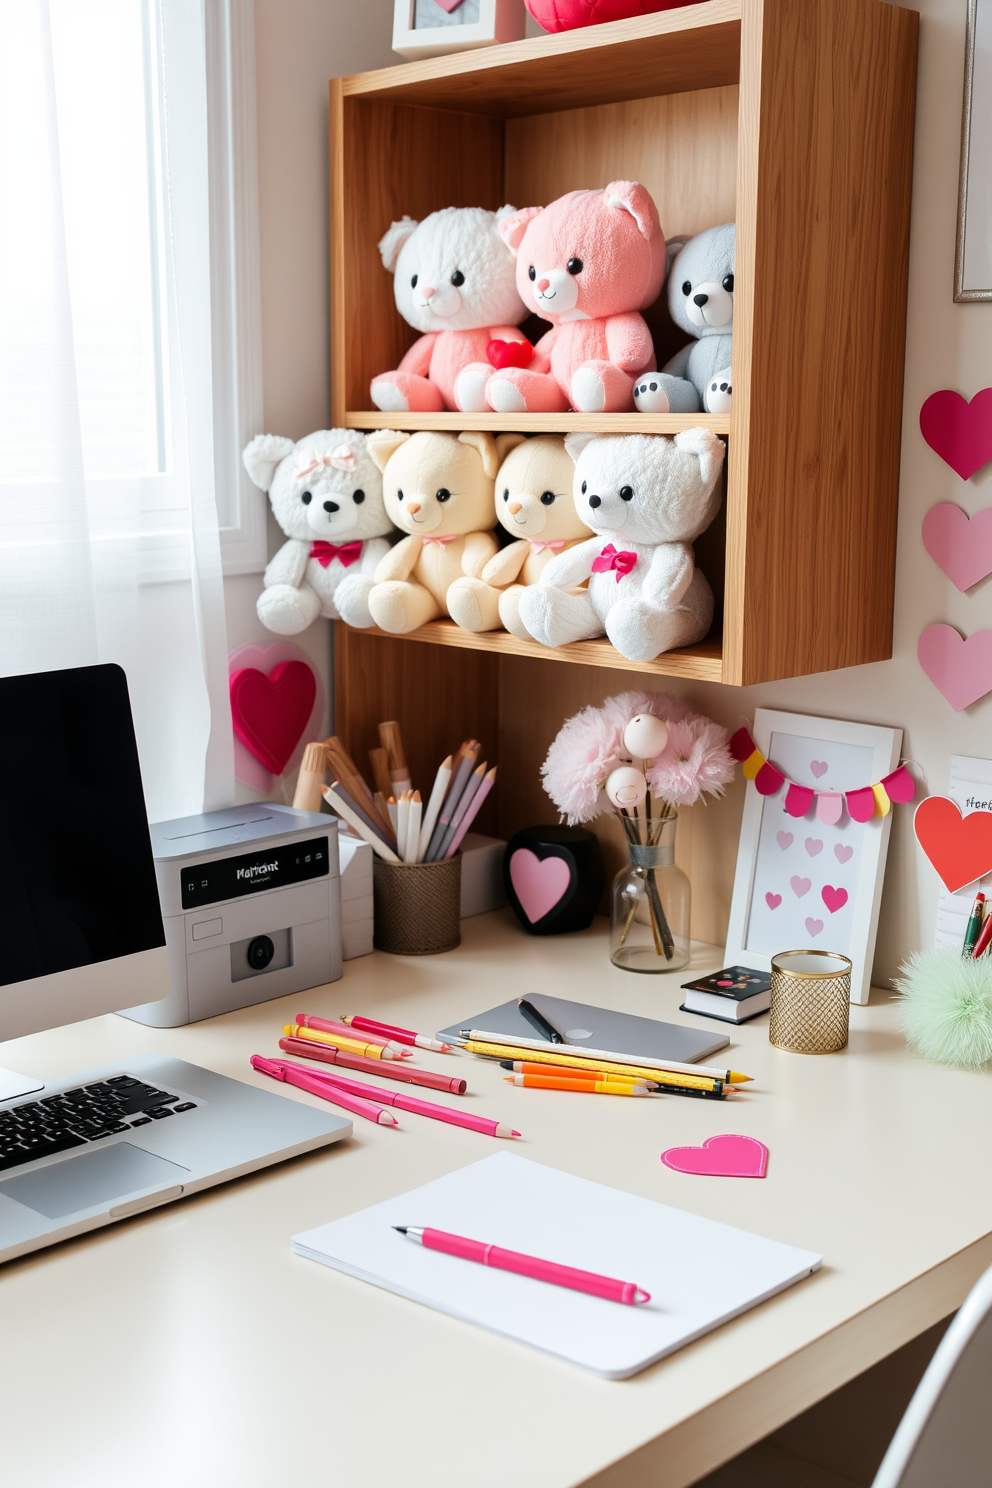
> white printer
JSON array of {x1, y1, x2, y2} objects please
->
[{"x1": 121, "y1": 804, "x2": 342, "y2": 1028}]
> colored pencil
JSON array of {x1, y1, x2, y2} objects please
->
[
  {"x1": 444, "y1": 766, "x2": 497, "y2": 858},
  {"x1": 505, "y1": 1075, "x2": 649, "y2": 1095},
  {"x1": 251, "y1": 1055, "x2": 397, "y2": 1125},
  {"x1": 418, "y1": 755, "x2": 452, "y2": 862},
  {"x1": 378, "y1": 720, "x2": 412, "y2": 798},
  {"x1": 426, "y1": 743, "x2": 478, "y2": 860},
  {"x1": 293, "y1": 1013, "x2": 411, "y2": 1058},
  {"x1": 457, "y1": 1028, "x2": 748, "y2": 1084},
  {"x1": 278, "y1": 1038, "x2": 467, "y2": 1093},
  {"x1": 460, "y1": 1040, "x2": 724, "y2": 1094},
  {"x1": 272, "y1": 1060, "x2": 519, "y2": 1138},
  {"x1": 436, "y1": 762, "x2": 486, "y2": 860},
  {"x1": 405, "y1": 790, "x2": 422, "y2": 864},
  {"x1": 502, "y1": 1060, "x2": 656, "y2": 1087},
  {"x1": 283, "y1": 1023, "x2": 406, "y2": 1060},
  {"x1": 368, "y1": 746, "x2": 393, "y2": 802},
  {"x1": 342, "y1": 1015, "x2": 451, "y2": 1053},
  {"x1": 323, "y1": 786, "x2": 400, "y2": 863}
]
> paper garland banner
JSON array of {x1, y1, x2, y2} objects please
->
[{"x1": 729, "y1": 727, "x2": 914, "y2": 825}]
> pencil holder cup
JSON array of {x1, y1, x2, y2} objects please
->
[
  {"x1": 373, "y1": 855, "x2": 462, "y2": 956},
  {"x1": 769, "y1": 951, "x2": 852, "y2": 1054}
]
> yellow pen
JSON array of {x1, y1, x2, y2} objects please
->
[
  {"x1": 282, "y1": 1023, "x2": 405, "y2": 1061},
  {"x1": 462, "y1": 1040, "x2": 723, "y2": 1093}
]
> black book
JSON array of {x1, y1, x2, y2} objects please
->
[{"x1": 680, "y1": 966, "x2": 771, "y2": 1024}]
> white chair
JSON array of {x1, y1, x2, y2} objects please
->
[{"x1": 871, "y1": 1262, "x2": 992, "y2": 1487}]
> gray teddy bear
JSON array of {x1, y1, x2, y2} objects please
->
[{"x1": 634, "y1": 222, "x2": 734, "y2": 416}]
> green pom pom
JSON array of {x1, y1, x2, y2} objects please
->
[{"x1": 893, "y1": 948, "x2": 992, "y2": 1069}]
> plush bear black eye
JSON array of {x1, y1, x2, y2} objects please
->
[
  {"x1": 682, "y1": 280, "x2": 692, "y2": 296},
  {"x1": 436, "y1": 488, "x2": 451, "y2": 503},
  {"x1": 540, "y1": 490, "x2": 556, "y2": 506},
  {"x1": 567, "y1": 258, "x2": 583, "y2": 276},
  {"x1": 397, "y1": 489, "x2": 404, "y2": 501},
  {"x1": 353, "y1": 488, "x2": 365, "y2": 504},
  {"x1": 581, "y1": 481, "x2": 587, "y2": 494},
  {"x1": 528, "y1": 266, "x2": 536, "y2": 281},
  {"x1": 619, "y1": 486, "x2": 634, "y2": 502},
  {"x1": 450, "y1": 270, "x2": 465, "y2": 287},
  {"x1": 300, "y1": 490, "x2": 312, "y2": 505},
  {"x1": 503, "y1": 488, "x2": 510, "y2": 501},
  {"x1": 722, "y1": 273, "x2": 734, "y2": 293},
  {"x1": 411, "y1": 274, "x2": 418, "y2": 288}
]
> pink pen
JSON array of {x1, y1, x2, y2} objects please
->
[
  {"x1": 393, "y1": 1226, "x2": 650, "y2": 1305},
  {"x1": 270, "y1": 1059, "x2": 519, "y2": 1139},
  {"x1": 342, "y1": 1015, "x2": 451, "y2": 1054},
  {"x1": 250, "y1": 1055, "x2": 398, "y2": 1126},
  {"x1": 295, "y1": 1013, "x2": 413, "y2": 1058}
]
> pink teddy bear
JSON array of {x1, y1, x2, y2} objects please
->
[{"x1": 485, "y1": 181, "x2": 667, "y2": 415}]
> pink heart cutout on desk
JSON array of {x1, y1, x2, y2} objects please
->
[
  {"x1": 918, "y1": 624, "x2": 992, "y2": 711},
  {"x1": 920, "y1": 388, "x2": 992, "y2": 481},
  {"x1": 509, "y1": 849, "x2": 571, "y2": 924},
  {"x1": 922, "y1": 504, "x2": 992, "y2": 591},
  {"x1": 661, "y1": 1134, "x2": 768, "y2": 1179},
  {"x1": 230, "y1": 661, "x2": 317, "y2": 776}
]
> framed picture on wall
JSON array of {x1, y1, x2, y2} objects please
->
[
  {"x1": 725, "y1": 709, "x2": 903, "y2": 1006},
  {"x1": 955, "y1": 0, "x2": 992, "y2": 300},
  {"x1": 392, "y1": 0, "x2": 526, "y2": 60}
]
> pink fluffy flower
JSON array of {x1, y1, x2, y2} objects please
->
[{"x1": 647, "y1": 716, "x2": 734, "y2": 807}]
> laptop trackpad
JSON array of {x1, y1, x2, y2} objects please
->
[{"x1": 0, "y1": 1143, "x2": 189, "y2": 1219}]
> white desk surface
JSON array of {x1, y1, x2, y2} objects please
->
[{"x1": 2, "y1": 911, "x2": 991, "y2": 1488}]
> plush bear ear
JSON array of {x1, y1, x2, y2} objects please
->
[
  {"x1": 604, "y1": 181, "x2": 660, "y2": 241},
  {"x1": 242, "y1": 434, "x2": 296, "y2": 492},
  {"x1": 377, "y1": 217, "x2": 418, "y2": 272},
  {"x1": 675, "y1": 426, "x2": 727, "y2": 494},
  {"x1": 495, "y1": 432, "x2": 526, "y2": 464},
  {"x1": 664, "y1": 234, "x2": 689, "y2": 276},
  {"x1": 498, "y1": 205, "x2": 543, "y2": 255},
  {"x1": 368, "y1": 430, "x2": 410, "y2": 472},
  {"x1": 564, "y1": 432, "x2": 597, "y2": 464},
  {"x1": 459, "y1": 430, "x2": 499, "y2": 479}
]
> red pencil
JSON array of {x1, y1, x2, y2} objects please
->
[
  {"x1": 341, "y1": 1014, "x2": 451, "y2": 1054},
  {"x1": 270, "y1": 1059, "x2": 519, "y2": 1139},
  {"x1": 278, "y1": 1037, "x2": 467, "y2": 1094}
]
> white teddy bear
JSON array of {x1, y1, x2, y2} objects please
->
[
  {"x1": 517, "y1": 429, "x2": 725, "y2": 662},
  {"x1": 242, "y1": 429, "x2": 394, "y2": 635},
  {"x1": 633, "y1": 223, "x2": 735, "y2": 416}
]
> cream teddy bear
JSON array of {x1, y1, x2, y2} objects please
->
[
  {"x1": 242, "y1": 429, "x2": 393, "y2": 634},
  {"x1": 518, "y1": 429, "x2": 725, "y2": 661},
  {"x1": 447, "y1": 435, "x2": 592, "y2": 637},
  {"x1": 367, "y1": 431, "x2": 501, "y2": 633}
]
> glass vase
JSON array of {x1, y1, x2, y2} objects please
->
[{"x1": 609, "y1": 815, "x2": 690, "y2": 973}]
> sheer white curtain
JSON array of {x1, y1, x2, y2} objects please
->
[{"x1": 0, "y1": 0, "x2": 233, "y2": 822}]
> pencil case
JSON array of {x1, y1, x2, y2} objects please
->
[{"x1": 373, "y1": 854, "x2": 462, "y2": 956}]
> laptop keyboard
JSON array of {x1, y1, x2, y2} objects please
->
[{"x1": 0, "y1": 1076, "x2": 198, "y2": 1174}]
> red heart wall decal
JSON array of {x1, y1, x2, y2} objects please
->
[
  {"x1": 914, "y1": 796, "x2": 992, "y2": 893},
  {"x1": 920, "y1": 388, "x2": 992, "y2": 481},
  {"x1": 486, "y1": 338, "x2": 534, "y2": 371},
  {"x1": 230, "y1": 661, "x2": 317, "y2": 776},
  {"x1": 660, "y1": 1134, "x2": 768, "y2": 1179}
]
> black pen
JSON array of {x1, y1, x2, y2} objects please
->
[{"x1": 517, "y1": 997, "x2": 566, "y2": 1044}]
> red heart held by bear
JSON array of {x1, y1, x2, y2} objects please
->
[
  {"x1": 919, "y1": 388, "x2": 992, "y2": 481},
  {"x1": 914, "y1": 796, "x2": 992, "y2": 893},
  {"x1": 229, "y1": 661, "x2": 317, "y2": 776},
  {"x1": 486, "y1": 338, "x2": 534, "y2": 371}
]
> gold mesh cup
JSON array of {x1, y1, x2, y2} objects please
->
[
  {"x1": 372, "y1": 854, "x2": 461, "y2": 956},
  {"x1": 769, "y1": 950, "x2": 852, "y2": 1054}
]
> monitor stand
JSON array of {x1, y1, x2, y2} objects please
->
[{"x1": 0, "y1": 1067, "x2": 44, "y2": 1102}]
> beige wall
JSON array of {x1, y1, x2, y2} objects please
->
[{"x1": 247, "y1": 0, "x2": 992, "y2": 984}]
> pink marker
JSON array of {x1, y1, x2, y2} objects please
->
[
  {"x1": 342, "y1": 1014, "x2": 451, "y2": 1054},
  {"x1": 250, "y1": 1055, "x2": 398, "y2": 1126},
  {"x1": 393, "y1": 1227, "x2": 650, "y2": 1305},
  {"x1": 270, "y1": 1059, "x2": 519, "y2": 1139},
  {"x1": 294, "y1": 1013, "x2": 413, "y2": 1058}
]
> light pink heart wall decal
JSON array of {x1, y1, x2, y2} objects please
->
[
  {"x1": 805, "y1": 838, "x2": 823, "y2": 856},
  {"x1": 791, "y1": 875, "x2": 811, "y2": 897},
  {"x1": 230, "y1": 661, "x2": 317, "y2": 776},
  {"x1": 920, "y1": 388, "x2": 992, "y2": 481},
  {"x1": 776, "y1": 831, "x2": 793, "y2": 850},
  {"x1": 922, "y1": 504, "x2": 992, "y2": 591},
  {"x1": 661, "y1": 1134, "x2": 768, "y2": 1179},
  {"x1": 810, "y1": 760, "x2": 828, "y2": 778},
  {"x1": 918, "y1": 624, "x2": 992, "y2": 711},
  {"x1": 822, "y1": 885, "x2": 848, "y2": 913},
  {"x1": 805, "y1": 917, "x2": 824, "y2": 936},
  {"x1": 509, "y1": 850, "x2": 571, "y2": 924},
  {"x1": 765, "y1": 892, "x2": 782, "y2": 909},
  {"x1": 835, "y1": 844, "x2": 854, "y2": 863}
]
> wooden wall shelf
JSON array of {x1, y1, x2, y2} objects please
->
[{"x1": 344, "y1": 412, "x2": 730, "y2": 435}]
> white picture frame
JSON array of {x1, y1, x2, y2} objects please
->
[
  {"x1": 955, "y1": 0, "x2": 992, "y2": 300},
  {"x1": 725, "y1": 709, "x2": 903, "y2": 1005},
  {"x1": 392, "y1": 0, "x2": 525, "y2": 61}
]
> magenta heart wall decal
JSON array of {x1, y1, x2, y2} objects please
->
[
  {"x1": 918, "y1": 623, "x2": 992, "y2": 711},
  {"x1": 660, "y1": 1134, "x2": 768, "y2": 1179},
  {"x1": 230, "y1": 661, "x2": 317, "y2": 775},
  {"x1": 920, "y1": 388, "x2": 992, "y2": 480},
  {"x1": 923, "y1": 503, "x2": 992, "y2": 591}
]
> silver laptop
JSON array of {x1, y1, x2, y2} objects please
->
[{"x1": 0, "y1": 665, "x2": 349, "y2": 1265}]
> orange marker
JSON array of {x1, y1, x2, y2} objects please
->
[
  {"x1": 505, "y1": 1074, "x2": 649, "y2": 1096},
  {"x1": 504, "y1": 1060, "x2": 656, "y2": 1088},
  {"x1": 282, "y1": 1023, "x2": 404, "y2": 1061}
]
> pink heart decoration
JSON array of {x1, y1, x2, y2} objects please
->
[
  {"x1": 432, "y1": 0, "x2": 464, "y2": 12},
  {"x1": 791, "y1": 875, "x2": 811, "y2": 898},
  {"x1": 776, "y1": 831, "x2": 793, "y2": 850},
  {"x1": 509, "y1": 849, "x2": 571, "y2": 924},
  {"x1": 918, "y1": 624, "x2": 992, "y2": 711},
  {"x1": 920, "y1": 388, "x2": 992, "y2": 481},
  {"x1": 805, "y1": 917, "x2": 824, "y2": 937},
  {"x1": 660, "y1": 1134, "x2": 768, "y2": 1179},
  {"x1": 810, "y1": 760, "x2": 828, "y2": 778},
  {"x1": 835, "y1": 844, "x2": 854, "y2": 864},
  {"x1": 230, "y1": 661, "x2": 318, "y2": 776},
  {"x1": 822, "y1": 885, "x2": 848, "y2": 913},
  {"x1": 765, "y1": 892, "x2": 782, "y2": 910},
  {"x1": 805, "y1": 838, "x2": 823, "y2": 857},
  {"x1": 922, "y1": 504, "x2": 992, "y2": 591}
]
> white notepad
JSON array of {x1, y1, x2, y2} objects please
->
[{"x1": 292, "y1": 1154, "x2": 821, "y2": 1378}]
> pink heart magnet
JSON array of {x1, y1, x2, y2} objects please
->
[
  {"x1": 508, "y1": 849, "x2": 571, "y2": 924},
  {"x1": 229, "y1": 660, "x2": 318, "y2": 776},
  {"x1": 920, "y1": 388, "x2": 992, "y2": 481},
  {"x1": 918, "y1": 623, "x2": 992, "y2": 711},
  {"x1": 922, "y1": 503, "x2": 992, "y2": 591},
  {"x1": 661, "y1": 1134, "x2": 768, "y2": 1179}
]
